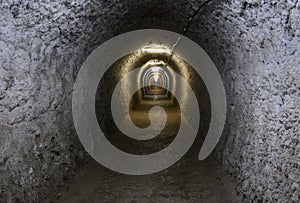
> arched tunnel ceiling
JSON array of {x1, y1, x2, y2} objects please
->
[
  {"x1": 1, "y1": 0, "x2": 299, "y2": 74},
  {"x1": 0, "y1": 0, "x2": 299, "y2": 202}
]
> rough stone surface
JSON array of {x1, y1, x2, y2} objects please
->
[
  {"x1": 187, "y1": 1, "x2": 300, "y2": 202},
  {"x1": 0, "y1": 0, "x2": 299, "y2": 202}
]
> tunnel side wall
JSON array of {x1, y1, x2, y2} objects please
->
[
  {"x1": 0, "y1": 1, "x2": 92, "y2": 201},
  {"x1": 186, "y1": 1, "x2": 300, "y2": 202}
]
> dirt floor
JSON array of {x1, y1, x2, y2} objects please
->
[{"x1": 56, "y1": 100, "x2": 242, "y2": 203}]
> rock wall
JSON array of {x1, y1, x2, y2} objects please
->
[
  {"x1": 186, "y1": 1, "x2": 300, "y2": 202},
  {"x1": 0, "y1": 0, "x2": 299, "y2": 202}
]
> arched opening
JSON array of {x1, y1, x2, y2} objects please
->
[{"x1": 143, "y1": 65, "x2": 169, "y2": 98}]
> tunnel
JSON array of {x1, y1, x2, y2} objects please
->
[{"x1": 0, "y1": 0, "x2": 299, "y2": 202}]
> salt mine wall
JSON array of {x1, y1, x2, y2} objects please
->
[{"x1": 0, "y1": 0, "x2": 299, "y2": 202}]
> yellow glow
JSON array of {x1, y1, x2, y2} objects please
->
[
  {"x1": 153, "y1": 74, "x2": 159, "y2": 82},
  {"x1": 151, "y1": 66, "x2": 162, "y2": 72},
  {"x1": 142, "y1": 44, "x2": 171, "y2": 54}
]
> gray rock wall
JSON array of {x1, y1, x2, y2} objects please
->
[
  {"x1": 187, "y1": 1, "x2": 300, "y2": 202},
  {"x1": 0, "y1": 0, "x2": 299, "y2": 202}
]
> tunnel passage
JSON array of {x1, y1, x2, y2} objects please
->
[
  {"x1": 0, "y1": 0, "x2": 299, "y2": 202},
  {"x1": 65, "y1": 40, "x2": 238, "y2": 202},
  {"x1": 95, "y1": 49, "x2": 211, "y2": 155}
]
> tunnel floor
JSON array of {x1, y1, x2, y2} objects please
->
[{"x1": 57, "y1": 100, "x2": 241, "y2": 202}]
